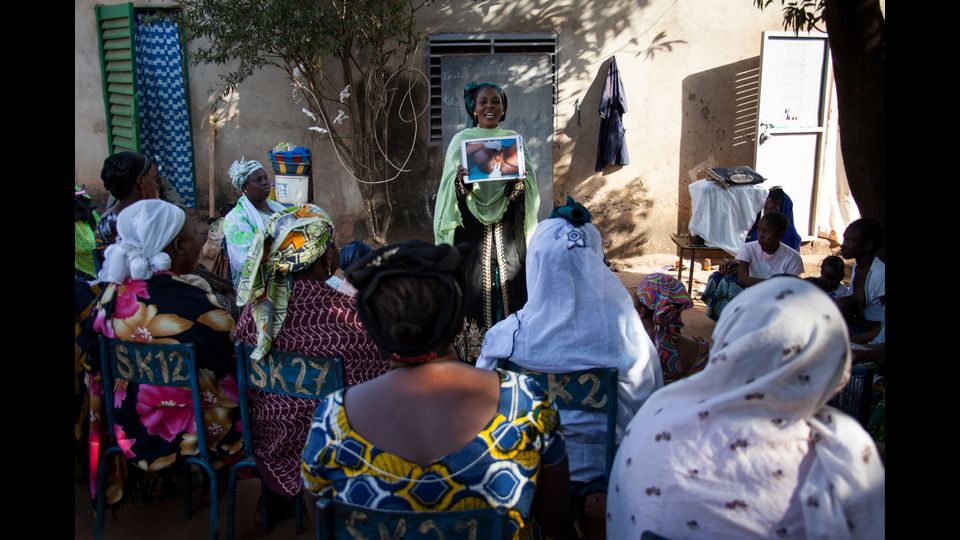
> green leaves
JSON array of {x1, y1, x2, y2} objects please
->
[
  {"x1": 753, "y1": 0, "x2": 826, "y2": 34},
  {"x1": 183, "y1": 0, "x2": 422, "y2": 94}
]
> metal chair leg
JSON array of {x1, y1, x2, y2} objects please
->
[
  {"x1": 295, "y1": 492, "x2": 304, "y2": 534},
  {"x1": 208, "y1": 466, "x2": 219, "y2": 540},
  {"x1": 260, "y1": 479, "x2": 270, "y2": 532},
  {"x1": 94, "y1": 451, "x2": 110, "y2": 540},
  {"x1": 184, "y1": 463, "x2": 193, "y2": 519}
]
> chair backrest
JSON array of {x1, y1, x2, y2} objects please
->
[
  {"x1": 92, "y1": 247, "x2": 103, "y2": 275},
  {"x1": 98, "y1": 336, "x2": 211, "y2": 460},
  {"x1": 234, "y1": 342, "x2": 345, "y2": 459},
  {"x1": 827, "y1": 364, "x2": 875, "y2": 426},
  {"x1": 316, "y1": 499, "x2": 507, "y2": 540},
  {"x1": 501, "y1": 360, "x2": 619, "y2": 479}
]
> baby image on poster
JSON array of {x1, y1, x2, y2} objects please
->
[{"x1": 460, "y1": 136, "x2": 526, "y2": 183}]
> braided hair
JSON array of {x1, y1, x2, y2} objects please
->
[{"x1": 100, "y1": 151, "x2": 152, "y2": 199}]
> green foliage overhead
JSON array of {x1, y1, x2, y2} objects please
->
[
  {"x1": 754, "y1": 0, "x2": 826, "y2": 33},
  {"x1": 183, "y1": 0, "x2": 423, "y2": 95}
]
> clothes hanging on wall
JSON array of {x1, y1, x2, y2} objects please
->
[
  {"x1": 595, "y1": 56, "x2": 630, "y2": 172},
  {"x1": 135, "y1": 12, "x2": 197, "y2": 207}
]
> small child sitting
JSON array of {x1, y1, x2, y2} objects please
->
[
  {"x1": 814, "y1": 255, "x2": 849, "y2": 298},
  {"x1": 701, "y1": 212, "x2": 804, "y2": 320}
]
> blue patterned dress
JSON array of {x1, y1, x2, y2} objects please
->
[{"x1": 301, "y1": 369, "x2": 566, "y2": 539}]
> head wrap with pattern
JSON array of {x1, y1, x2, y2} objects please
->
[
  {"x1": 235, "y1": 204, "x2": 335, "y2": 360},
  {"x1": 635, "y1": 272, "x2": 694, "y2": 348},
  {"x1": 228, "y1": 157, "x2": 265, "y2": 192}
]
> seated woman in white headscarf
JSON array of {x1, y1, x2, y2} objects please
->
[
  {"x1": 223, "y1": 158, "x2": 286, "y2": 288},
  {"x1": 606, "y1": 277, "x2": 885, "y2": 539},
  {"x1": 477, "y1": 197, "x2": 663, "y2": 501},
  {"x1": 87, "y1": 199, "x2": 242, "y2": 505}
]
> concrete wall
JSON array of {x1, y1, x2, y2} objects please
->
[
  {"x1": 76, "y1": 0, "x2": 787, "y2": 257},
  {"x1": 75, "y1": 0, "x2": 367, "y2": 242},
  {"x1": 414, "y1": 0, "x2": 785, "y2": 260}
]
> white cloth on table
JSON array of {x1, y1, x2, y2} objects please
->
[
  {"x1": 736, "y1": 241, "x2": 805, "y2": 278},
  {"x1": 688, "y1": 179, "x2": 769, "y2": 256},
  {"x1": 606, "y1": 278, "x2": 885, "y2": 540},
  {"x1": 845, "y1": 257, "x2": 885, "y2": 323},
  {"x1": 476, "y1": 217, "x2": 663, "y2": 484}
]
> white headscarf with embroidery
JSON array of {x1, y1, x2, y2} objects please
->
[{"x1": 606, "y1": 277, "x2": 885, "y2": 539}]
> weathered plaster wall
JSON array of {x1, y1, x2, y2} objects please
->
[
  {"x1": 76, "y1": 0, "x2": 787, "y2": 256},
  {"x1": 75, "y1": 0, "x2": 367, "y2": 242},
  {"x1": 413, "y1": 0, "x2": 786, "y2": 260}
]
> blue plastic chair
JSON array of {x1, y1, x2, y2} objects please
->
[
  {"x1": 500, "y1": 361, "x2": 619, "y2": 484},
  {"x1": 315, "y1": 499, "x2": 508, "y2": 540},
  {"x1": 95, "y1": 336, "x2": 220, "y2": 540},
  {"x1": 227, "y1": 342, "x2": 345, "y2": 540},
  {"x1": 828, "y1": 364, "x2": 876, "y2": 426},
  {"x1": 92, "y1": 247, "x2": 102, "y2": 275}
]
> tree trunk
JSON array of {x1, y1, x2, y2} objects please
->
[{"x1": 823, "y1": 0, "x2": 885, "y2": 226}]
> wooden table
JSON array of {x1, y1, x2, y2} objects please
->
[{"x1": 669, "y1": 233, "x2": 731, "y2": 294}]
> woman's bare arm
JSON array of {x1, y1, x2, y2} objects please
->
[{"x1": 736, "y1": 260, "x2": 764, "y2": 288}]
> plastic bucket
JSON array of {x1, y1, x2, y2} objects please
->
[
  {"x1": 275, "y1": 175, "x2": 309, "y2": 205},
  {"x1": 269, "y1": 150, "x2": 311, "y2": 175}
]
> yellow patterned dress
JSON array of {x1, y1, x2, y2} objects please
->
[{"x1": 301, "y1": 369, "x2": 565, "y2": 539}]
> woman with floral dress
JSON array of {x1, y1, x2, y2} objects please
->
[{"x1": 87, "y1": 199, "x2": 241, "y2": 504}]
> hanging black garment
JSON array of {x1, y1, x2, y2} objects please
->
[{"x1": 595, "y1": 56, "x2": 630, "y2": 172}]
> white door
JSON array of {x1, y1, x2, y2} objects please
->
[{"x1": 753, "y1": 31, "x2": 832, "y2": 238}]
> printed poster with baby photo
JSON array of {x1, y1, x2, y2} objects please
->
[{"x1": 460, "y1": 136, "x2": 526, "y2": 183}]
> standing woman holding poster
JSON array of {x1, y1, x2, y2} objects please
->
[{"x1": 433, "y1": 82, "x2": 540, "y2": 364}]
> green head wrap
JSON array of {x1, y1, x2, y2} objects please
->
[
  {"x1": 236, "y1": 204, "x2": 335, "y2": 360},
  {"x1": 549, "y1": 196, "x2": 592, "y2": 227}
]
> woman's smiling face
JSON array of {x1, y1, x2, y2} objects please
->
[{"x1": 473, "y1": 87, "x2": 504, "y2": 128}]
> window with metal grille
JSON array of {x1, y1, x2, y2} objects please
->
[{"x1": 428, "y1": 34, "x2": 558, "y2": 142}]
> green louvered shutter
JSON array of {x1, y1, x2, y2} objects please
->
[{"x1": 95, "y1": 3, "x2": 140, "y2": 154}]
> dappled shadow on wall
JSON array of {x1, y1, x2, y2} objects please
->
[
  {"x1": 421, "y1": 0, "x2": 657, "y2": 241},
  {"x1": 554, "y1": 59, "x2": 657, "y2": 262},
  {"x1": 556, "y1": 174, "x2": 655, "y2": 264},
  {"x1": 676, "y1": 57, "x2": 760, "y2": 235}
]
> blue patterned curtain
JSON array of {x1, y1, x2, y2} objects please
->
[{"x1": 134, "y1": 12, "x2": 196, "y2": 207}]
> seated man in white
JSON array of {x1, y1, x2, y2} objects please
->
[{"x1": 836, "y1": 217, "x2": 885, "y2": 334}]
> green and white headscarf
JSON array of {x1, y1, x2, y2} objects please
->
[
  {"x1": 236, "y1": 204, "x2": 335, "y2": 360},
  {"x1": 228, "y1": 157, "x2": 264, "y2": 191}
]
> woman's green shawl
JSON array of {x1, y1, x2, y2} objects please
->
[{"x1": 433, "y1": 127, "x2": 540, "y2": 246}]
